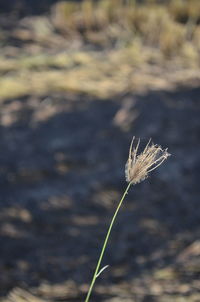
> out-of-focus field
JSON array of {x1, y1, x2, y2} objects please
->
[
  {"x1": 1, "y1": 0, "x2": 200, "y2": 100},
  {"x1": 0, "y1": 1, "x2": 200, "y2": 301}
]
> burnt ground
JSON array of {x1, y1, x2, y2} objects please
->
[{"x1": 0, "y1": 86, "x2": 200, "y2": 301}]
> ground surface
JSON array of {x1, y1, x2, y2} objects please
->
[{"x1": 0, "y1": 10, "x2": 200, "y2": 302}]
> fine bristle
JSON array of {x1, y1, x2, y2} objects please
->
[{"x1": 125, "y1": 137, "x2": 170, "y2": 185}]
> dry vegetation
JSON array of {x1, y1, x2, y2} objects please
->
[
  {"x1": 0, "y1": 0, "x2": 200, "y2": 100},
  {"x1": 0, "y1": 2, "x2": 200, "y2": 302},
  {"x1": 52, "y1": 0, "x2": 200, "y2": 55}
]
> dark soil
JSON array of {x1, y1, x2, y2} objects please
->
[
  {"x1": 0, "y1": 86, "x2": 200, "y2": 301},
  {"x1": 0, "y1": 4, "x2": 200, "y2": 301}
]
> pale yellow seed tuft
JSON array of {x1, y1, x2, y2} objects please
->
[{"x1": 125, "y1": 137, "x2": 170, "y2": 185}]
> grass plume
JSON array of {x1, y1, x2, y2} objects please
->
[
  {"x1": 85, "y1": 137, "x2": 170, "y2": 302},
  {"x1": 125, "y1": 137, "x2": 170, "y2": 184}
]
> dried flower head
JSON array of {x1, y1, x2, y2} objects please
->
[{"x1": 125, "y1": 137, "x2": 170, "y2": 185}]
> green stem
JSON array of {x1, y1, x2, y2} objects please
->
[{"x1": 85, "y1": 182, "x2": 131, "y2": 302}]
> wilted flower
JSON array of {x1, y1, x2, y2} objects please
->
[{"x1": 125, "y1": 137, "x2": 170, "y2": 185}]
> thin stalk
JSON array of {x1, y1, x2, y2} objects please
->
[{"x1": 85, "y1": 182, "x2": 131, "y2": 302}]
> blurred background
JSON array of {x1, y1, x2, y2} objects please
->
[{"x1": 0, "y1": 0, "x2": 200, "y2": 301}]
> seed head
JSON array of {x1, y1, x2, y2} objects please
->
[{"x1": 125, "y1": 137, "x2": 170, "y2": 185}]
